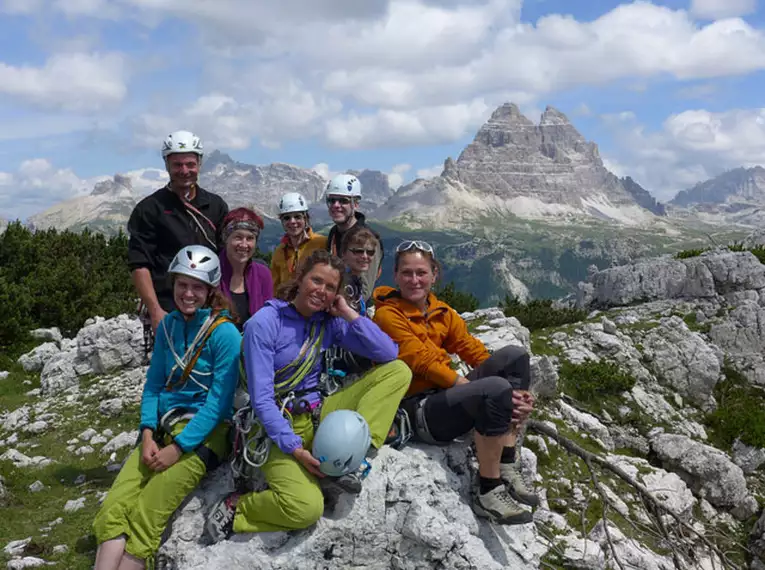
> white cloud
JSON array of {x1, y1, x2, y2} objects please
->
[
  {"x1": 0, "y1": 52, "x2": 127, "y2": 111},
  {"x1": 604, "y1": 107, "x2": 765, "y2": 201},
  {"x1": 151, "y1": 0, "x2": 765, "y2": 149},
  {"x1": 416, "y1": 163, "x2": 444, "y2": 179},
  {"x1": 690, "y1": 0, "x2": 757, "y2": 20},
  {"x1": 311, "y1": 163, "x2": 334, "y2": 180},
  {"x1": 387, "y1": 163, "x2": 411, "y2": 189},
  {"x1": 0, "y1": 159, "x2": 167, "y2": 220},
  {"x1": 0, "y1": 158, "x2": 103, "y2": 220},
  {"x1": 0, "y1": 0, "x2": 44, "y2": 13}
]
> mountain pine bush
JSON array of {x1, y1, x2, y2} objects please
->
[
  {"x1": 500, "y1": 294, "x2": 587, "y2": 331},
  {"x1": 434, "y1": 281, "x2": 479, "y2": 314},
  {"x1": 0, "y1": 222, "x2": 134, "y2": 352}
]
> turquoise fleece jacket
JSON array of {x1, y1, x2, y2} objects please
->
[{"x1": 139, "y1": 308, "x2": 242, "y2": 451}]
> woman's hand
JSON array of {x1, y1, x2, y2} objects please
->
[
  {"x1": 141, "y1": 429, "x2": 159, "y2": 466},
  {"x1": 454, "y1": 375, "x2": 470, "y2": 386},
  {"x1": 328, "y1": 295, "x2": 359, "y2": 322},
  {"x1": 147, "y1": 443, "x2": 183, "y2": 472},
  {"x1": 511, "y1": 390, "x2": 535, "y2": 425},
  {"x1": 293, "y1": 447, "x2": 325, "y2": 478}
]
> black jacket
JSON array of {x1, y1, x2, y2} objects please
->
[{"x1": 127, "y1": 186, "x2": 229, "y2": 312}]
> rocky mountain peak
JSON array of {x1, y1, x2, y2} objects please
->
[
  {"x1": 203, "y1": 150, "x2": 235, "y2": 172},
  {"x1": 671, "y1": 165, "x2": 765, "y2": 207},
  {"x1": 539, "y1": 105, "x2": 571, "y2": 126},
  {"x1": 90, "y1": 174, "x2": 133, "y2": 197},
  {"x1": 449, "y1": 103, "x2": 643, "y2": 211}
]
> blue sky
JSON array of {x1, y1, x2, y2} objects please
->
[{"x1": 0, "y1": 0, "x2": 764, "y2": 220}]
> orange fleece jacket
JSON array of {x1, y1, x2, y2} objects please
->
[
  {"x1": 270, "y1": 230, "x2": 328, "y2": 291},
  {"x1": 373, "y1": 286, "x2": 490, "y2": 396}
]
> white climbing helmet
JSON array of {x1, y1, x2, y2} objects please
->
[
  {"x1": 325, "y1": 174, "x2": 361, "y2": 198},
  {"x1": 278, "y1": 192, "x2": 309, "y2": 215},
  {"x1": 161, "y1": 130, "x2": 204, "y2": 161},
  {"x1": 312, "y1": 410, "x2": 371, "y2": 477},
  {"x1": 168, "y1": 245, "x2": 221, "y2": 287}
]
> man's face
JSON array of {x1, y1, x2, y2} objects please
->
[
  {"x1": 325, "y1": 194, "x2": 356, "y2": 224},
  {"x1": 166, "y1": 153, "x2": 200, "y2": 192}
]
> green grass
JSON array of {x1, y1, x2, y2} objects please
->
[
  {"x1": 705, "y1": 365, "x2": 765, "y2": 449},
  {"x1": 558, "y1": 360, "x2": 636, "y2": 413},
  {"x1": 0, "y1": 376, "x2": 139, "y2": 570}
]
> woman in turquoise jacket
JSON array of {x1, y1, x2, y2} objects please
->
[{"x1": 93, "y1": 245, "x2": 242, "y2": 570}]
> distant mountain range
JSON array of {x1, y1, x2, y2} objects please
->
[{"x1": 18, "y1": 103, "x2": 762, "y2": 304}]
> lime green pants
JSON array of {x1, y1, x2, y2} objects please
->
[
  {"x1": 92, "y1": 422, "x2": 229, "y2": 561},
  {"x1": 233, "y1": 359, "x2": 411, "y2": 533}
]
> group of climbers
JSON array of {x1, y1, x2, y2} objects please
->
[{"x1": 92, "y1": 131, "x2": 539, "y2": 570}]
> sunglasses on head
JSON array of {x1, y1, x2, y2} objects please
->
[
  {"x1": 396, "y1": 240, "x2": 435, "y2": 255},
  {"x1": 348, "y1": 247, "x2": 376, "y2": 257},
  {"x1": 326, "y1": 196, "x2": 352, "y2": 206},
  {"x1": 280, "y1": 213, "x2": 305, "y2": 222}
]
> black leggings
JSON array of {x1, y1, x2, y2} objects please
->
[{"x1": 422, "y1": 345, "x2": 530, "y2": 442}]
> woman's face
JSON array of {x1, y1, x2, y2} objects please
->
[
  {"x1": 294, "y1": 263, "x2": 341, "y2": 315},
  {"x1": 281, "y1": 211, "x2": 307, "y2": 238},
  {"x1": 173, "y1": 274, "x2": 211, "y2": 317},
  {"x1": 225, "y1": 229, "x2": 257, "y2": 265},
  {"x1": 394, "y1": 252, "x2": 437, "y2": 307},
  {"x1": 342, "y1": 240, "x2": 375, "y2": 276}
]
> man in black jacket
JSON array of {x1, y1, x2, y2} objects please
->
[
  {"x1": 324, "y1": 173, "x2": 383, "y2": 295},
  {"x1": 127, "y1": 130, "x2": 229, "y2": 334}
]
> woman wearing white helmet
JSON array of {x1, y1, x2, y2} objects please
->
[
  {"x1": 205, "y1": 249, "x2": 411, "y2": 542},
  {"x1": 270, "y1": 191, "x2": 327, "y2": 290},
  {"x1": 93, "y1": 245, "x2": 241, "y2": 570}
]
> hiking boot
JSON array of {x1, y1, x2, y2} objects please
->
[
  {"x1": 500, "y1": 462, "x2": 540, "y2": 507},
  {"x1": 204, "y1": 492, "x2": 240, "y2": 543},
  {"x1": 321, "y1": 459, "x2": 372, "y2": 495},
  {"x1": 473, "y1": 486, "x2": 533, "y2": 525}
]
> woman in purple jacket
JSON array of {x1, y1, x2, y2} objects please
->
[
  {"x1": 205, "y1": 250, "x2": 411, "y2": 541},
  {"x1": 218, "y1": 207, "x2": 273, "y2": 328}
]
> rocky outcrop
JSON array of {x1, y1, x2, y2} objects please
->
[
  {"x1": 577, "y1": 250, "x2": 765, "y2": 308},
  {"x1": 17, "y1": 314, "x2": 143, "y2": 395},
  {"x1": 158, "y1": 444, "x2": 546, "y2": 570},
  {"x1": 650, "y1": 433, "x2": 757, "y2": 519}
]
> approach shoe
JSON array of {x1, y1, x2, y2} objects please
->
[
  {"x1": 500, "y1": 461, "x2": 540, "y2": 507},
  {"x1": 321, "y1": 458, "x2": 372, "y2": 495},
  {"x1": 473, "y1": 486, "x2": 533, "y2": 525},
  {"x1": 204, "y1": 492, "x2": 240, "y2": 543}
]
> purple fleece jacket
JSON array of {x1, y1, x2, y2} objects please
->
[
  {"x1": 219, "y1": 253, "x2": 273, "y2": 317},
  {"x1": 243, "y1": 299, "x2": 398, "y2": 454}
]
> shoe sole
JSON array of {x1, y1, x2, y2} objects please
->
[{"x1": 472, "y1": 502, "x2": 534, "y2": 525}]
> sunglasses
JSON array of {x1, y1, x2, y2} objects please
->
[
  {"x1": 348, "y1": 247, "x2": 376, "y2": 257},
  {"x1": 280, "y1": 213, "x2": 305, "y2": 222},
  {"x1": 396, "y1": 240, "x2": 435, "y2": 255},
  {"x1": 326, "y1": 196, "x2": 352, "y2": 206}
]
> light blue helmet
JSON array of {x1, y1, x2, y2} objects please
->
[{"x1": 312, "y1": 410, "x2": 371, "y2": 477}]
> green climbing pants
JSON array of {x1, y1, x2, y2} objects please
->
[
  {"x1": 92, "y1": 421, "x2": 229, "y2": 562},
  {"x1": 233, "y1": 359, "x2": 411, "y2": 533}
]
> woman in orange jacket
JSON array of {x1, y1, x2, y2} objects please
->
[
  {"x1": 373, "y1": 240, "x2": 538, "y2": 526},
  {"x1": 270, "y1": 192, "x2": 327, "y2": 290}
]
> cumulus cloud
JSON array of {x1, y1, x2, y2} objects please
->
[
  {"x1": 0, "y1": 159, "x2": 167, "y2": 220},
  {"x1": 690, "y1": 0, "x2": 757, "y2": 20},
  {"x1": 0, "y1": 158, "x2": 102, "y2": 220},
  {"x1": 603, "y1": 107, "x2": 765, "y2": 201},
  {"x1": 145, "y1": 0, "x2": 765, "y2": 149},
  {"x1": 387, "y1": 163, "x2": 411, "y2": 189},
  {"x1": 0, "y1": 52, "x2": 127, "y2": 111},
  {"x1": 416, "y1": 163, "x2": 444, "y2": 179}
]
